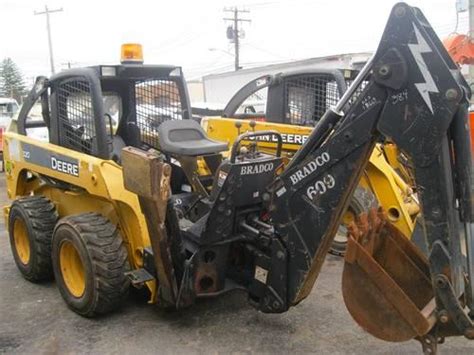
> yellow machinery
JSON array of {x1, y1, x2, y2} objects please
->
[
  {"x1": 3, "y1": 61, "x2": 417, "y2": 308},
  {"x1": 3, "y1": 52, "x2": 188, "y2": 309},
  {"x1": 200, "y1": 69, "x2": 421, "y2": 255},
  {"x1": 202, "y1": 119, "x2": 419, "y2": 237},
  {"x1": 3, "y1": 5, "x2": 474, "y2": 352}
]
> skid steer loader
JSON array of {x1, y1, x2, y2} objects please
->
[
  {"x1": 200, "y1": 68, "x2": 420, "y2": 255},
  {"x1": 2, "y1": 3, "x2": 474, "y2": 352}
]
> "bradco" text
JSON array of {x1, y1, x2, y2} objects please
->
[
  {"x1": 289, "y1": 152, "x2": 330, "y2": 185},
  {"x1": 241, "y1": 162, "x2": 274, "y2": 175}
]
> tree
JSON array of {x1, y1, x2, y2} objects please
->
[{"x1": 0, "y1": 58, "x2": 26, "y2": 102}]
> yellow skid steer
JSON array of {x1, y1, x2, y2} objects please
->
[{"x1": 2, "y1": 3, "x2": 473, "y2": 353}]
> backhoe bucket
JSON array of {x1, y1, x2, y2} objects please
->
[{"x1": 342, "y1": 208, "x2": 437, "y2": 342}]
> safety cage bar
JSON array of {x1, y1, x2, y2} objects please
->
[{"x1": 16, "y1": 65, "x2": 193, "y2": 158}]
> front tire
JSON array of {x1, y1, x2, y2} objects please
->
[
  {"x1": 51, "y1": 213, "x2": 129, "y2": 317},
  {"x1": 8, "y1": 196, "x2": 58, "y2": 282}
]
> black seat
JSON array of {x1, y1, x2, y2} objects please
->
[
  {"x1": 125, "y1": 122, "x2": 141, "y2": 148},
  {"x1": 157, "y1": 120, "x2": 228, "y2": 156},
  {"x1": 110, "y1": 135, "x2": 126, "y2": 163}
]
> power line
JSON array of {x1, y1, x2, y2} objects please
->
[
  {"x1": 186, "y1": 63, "x2": 236, "y2": 80},
  {"x1": 243, "y1": 42, "x2": 291, "y2": 60},
  {"x1": 223, "y1": 7, "x2": 251, "y2": 71},
  {"x1": 186, "y1": 53, "x2": 232, "y2": 74},
  {"x1": 238, "y1": 1, "x2": 279, "y2": 9},
  {"x1": 61, "y1": 61, "x2": 78, "y2": 70},
  {"x1": 34, "y1": 5, "x2": 63, "y2": 75}
]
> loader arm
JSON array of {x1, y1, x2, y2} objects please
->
[{"x1": 252, "y1": 2, "x2": 473, "y2": 343}]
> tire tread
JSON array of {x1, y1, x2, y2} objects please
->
[
  {"x1": 9, "y1": 196, "x2": 58, "y2": 281},
  {"x1": 54, "y1": 212, "x2": 129, "y2": 317}
]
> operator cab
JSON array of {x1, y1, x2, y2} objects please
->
[
  {"x1": 15, "y1": 63, "x2": 232, "y2": 198},
  {"x1": 221, "y1": 69, "x2": 360, "y2": 126},
  {"x1": 16, "y1": 64, "x2": 192, "y2": 162}
]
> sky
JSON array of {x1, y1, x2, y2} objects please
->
[{"x1": 0, "y1": 0, "x2": 469, "y2": 84}]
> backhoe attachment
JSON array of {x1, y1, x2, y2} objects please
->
[
  {"x1": 253, "y1": 2, "x2": 474, "y2": 348},
  {"x1": 340, "y1": 4, "x2": 474, "y2": 346}
]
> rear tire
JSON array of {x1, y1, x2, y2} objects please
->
[
  {"x1": 329, "y1": 187, "x2": 377, "y2": 257},
  {"x1": 8, "y1": 196, "x2": 58, "y2": 282},
  {"x1": 51, "y1": 213, "x2": 129, "y2": 317}
]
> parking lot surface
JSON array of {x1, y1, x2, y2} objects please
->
[{"x1": 0, "y1": 173, "x2": 472, "y2": 354}]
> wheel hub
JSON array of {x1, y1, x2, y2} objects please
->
[
  {"x1": 59, "y1": 240, "x2": 86, "y2": 297},
  {"x1": 13, "y1": 218, "x2": 30, "y2": 265}
]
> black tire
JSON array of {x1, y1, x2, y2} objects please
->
[
  {"x1": 51, "y1": 213, "x2": 129, "y2": 317},
  {"x1": 329, "y1": 187, "x2": 378, "y2": 257},
  {"x1": 8, "y1": 196, "x2": 58, "y2": 282}
]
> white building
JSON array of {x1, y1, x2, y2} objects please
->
[{"x1": 190, "y1": 52, "x2": 372, "y2": 106}]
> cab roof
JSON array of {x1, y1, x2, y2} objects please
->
[{"x1": 50, "y1": 64, "x2": 184, "y2": 81}]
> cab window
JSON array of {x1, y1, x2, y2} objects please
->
[
  {"x1": 235, "y1": 87, "x2": 267, "y2": 115},
  {"x1": 285, "y1": 75, "x2": 340, "y2": 126},
  {"x1": 25, "y1": 100, "x2": 49, "y2": 142}
]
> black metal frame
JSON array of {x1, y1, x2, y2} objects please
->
[
  {"x1": 16, "y1": 64, "x2": 192, "y2": 159},
  {"x1": 222, "y1": 69, "x2": 348, "y2": 124},
  {"x1": 49, "y1": 69, "x2": 109, "y2": 158},
  {"x1": 17, "y1": 76, "x2": 50, "y2": 135},
  {"x1": 254, "y1": 3, "x2": 474, "y2": 338},
  {"x1": 162, "y1": 3, "x2": 474, "y2": 346}
]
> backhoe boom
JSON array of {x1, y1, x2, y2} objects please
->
[{"x1": 250, "y1": 2, "x2": 474, "y2": 345}]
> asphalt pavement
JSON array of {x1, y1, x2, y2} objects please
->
[{"x1": 0, "y1": 173, "x2": 472, "y2": 354}]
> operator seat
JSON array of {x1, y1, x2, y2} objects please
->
[
  {"x1": 157, "y1": 119, "x2": 228, "y2": 196},
  {"x1": 157, "y1": 119, "x2": 228, "y2": 157}
]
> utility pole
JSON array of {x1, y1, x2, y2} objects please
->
[
  {"x1": 223, "y1": 7, "x2": 251, "y2": 71},
  {"x1": 34, "y1": 5, "x2": 63, "y2": 75},
  {"x1": 61, "y1": 61, "x2": 77, "y2": 70}
]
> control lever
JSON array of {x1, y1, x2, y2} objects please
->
[
  {"x1": 249, "y1": 120, "x2": 256, "y2": 132},
  {"x1": 235, "y1": 121, "x2": 242, "y2": 136},
  {"x1": 248, "y1": 121, "x2": 257, "y2": 155},
  {"x1": 230, "y1": 130, "x2": 283, "y2": 163}
]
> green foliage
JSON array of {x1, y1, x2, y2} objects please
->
[{"x1": 0, "y1": 58, "x2": 26, "y2": 102}]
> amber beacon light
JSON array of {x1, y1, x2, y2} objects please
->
[{"x1": 120, "y1": 43, "x2": 144, "y2": 64}]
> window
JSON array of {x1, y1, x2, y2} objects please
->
[
  {"x1": 57, "y1": 79, "x2": 95, "y2": 154},
  {"x1": 0, "y1": 101, "x2": 19, "y2": 117},
  {"x1": 103, "y1": 93, "x2": 122, "y2": 135},
  {"x1": 235, "y1": 87, "x2": 268, "y2": 115},
  {"x1": 285, "y1": 75, "x2": 340, "y2": 126},
  {"x1": 25, "y1": 101, "x2": 49, "y2": 142},
  {"x1": 135, "y1": 79, "x2": 183, "y2": 148}
]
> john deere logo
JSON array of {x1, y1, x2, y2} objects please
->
[
  {"x1": 51, "y1": 156, "x2": 79, "y2": 177},
  {"x1": 21, "y1": 142, "x2": 80, "y2": 178}
]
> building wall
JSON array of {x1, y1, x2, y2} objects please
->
[
  {"x1": 187, "y1": 80, "x2": 205, "y2": 103},
  {"x1": 202, "y1": 52, "x2": 372, "y2": 105}
]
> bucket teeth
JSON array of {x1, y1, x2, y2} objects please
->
[
  {"x1": 346, "y1": 208, "x2": 386, "y2": 258},
  {"x1": 343, "y1": 207, "x2": 436, "y2": 342}
]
